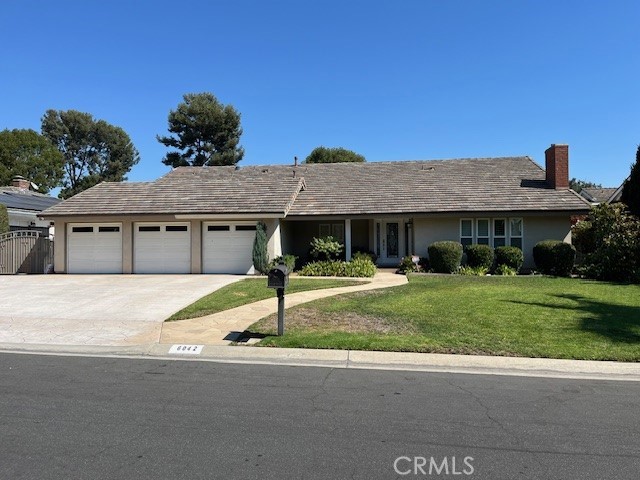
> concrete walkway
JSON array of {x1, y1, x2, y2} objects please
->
[{"x1": 160, "y1": 270, "x2": 407, "y2": 345}]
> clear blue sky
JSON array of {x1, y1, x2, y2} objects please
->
[{"x1": 2, "y1": 0, "x2": 638, "y2": 188}]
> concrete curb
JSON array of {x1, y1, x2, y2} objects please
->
[{"x1": 2, "y1": 343, "x2": 639, "y2": 382}]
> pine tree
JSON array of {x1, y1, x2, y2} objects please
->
[{"x1": 621, "y1": 145, "x2": 640, "y2": 217}]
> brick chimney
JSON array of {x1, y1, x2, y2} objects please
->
[
  {"x1": 11, "y1": 175, "x2": 30, "y2": 190},
  {"x1": 544, "y1": 144, "x2": 569, "y2": 189}
]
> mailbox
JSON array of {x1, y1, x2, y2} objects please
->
[{"x1": 267, "y1": 264, "x2": 289, "y2": 289}]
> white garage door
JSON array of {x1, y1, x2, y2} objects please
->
[
  {"x1": 134, "y1": 223, "x2": 191, "y2": 274},
  {"x1": 67, "y1": 223, "x2": 122, "y2": 274},
  {"x1": 203, "y1": 223, "x2": 256, "y2": 274}
]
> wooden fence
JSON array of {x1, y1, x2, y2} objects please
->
[{"x1": 0, "y1": 231, "x2": 54, "y2": 274}]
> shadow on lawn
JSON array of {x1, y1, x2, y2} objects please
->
[{"x1": 512, "y1": 294, "x2": 640, "y2": 344}]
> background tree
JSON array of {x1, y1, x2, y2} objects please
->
[
  {"x1": 569, "y1": 178, "x2": 602, "y2": 193},
  {"x1": 157, "y1": 92, "x2": 244, "y2": 167},
  {"x1": 305, "y1": 146, "x2": 365, "y2": 164},
  {"x1": 0, "y1": 129, "x2": 64, "y2": 193},
  {"x1": 0, "y1": 204, "x2": 9, "y2": 234},
  {"x1": 41, "y1": 110, "x2": 140, "y2": 199},
  {"x1": 252, "y1": 221, "x2": 269, "y2": 274},
  {"x1": 621, "y1": 145, "x2": 640, "y2": 217}
]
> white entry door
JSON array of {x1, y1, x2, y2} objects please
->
[
  {"x1": 375, "y1": 220, "x2": 403, "y2": 265},
  {"x1": 134, "y1": 223, "x2": 191, "y2": 274}
]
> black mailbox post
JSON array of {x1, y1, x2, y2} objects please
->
[{"x1": 267, "y1": 264, "x2": 289, "y2": 335}]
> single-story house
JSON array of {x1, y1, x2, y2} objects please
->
[
  {"x1": 42, "y1": 144, "x2": 591, "y2": 274},
  {"x1": 1, "y1": 176, "x2": 60, "y2": 237}
]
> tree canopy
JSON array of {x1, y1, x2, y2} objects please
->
[
  {"x1": 621, "y1": 145, "x2": 640, "y2": 217},
  {"x1": 0, "y1": 129, "x2": 64, "y2": 193},
  {"x1": 569, "y1": 178, "x2": 602, "y2": 193},
  {"x1": 304, "y1": 146, "x2": 366, "y2": 164},
  {"x1": 157, "y1": 92, "x2": 244, "y2": 167},
  {"x1": 41, "y1": 110, "x2": 140, "y2": 199}
]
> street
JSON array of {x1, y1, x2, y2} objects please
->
[{"x1": 1, "y1": 352, "x2": 639, "y2": 479}]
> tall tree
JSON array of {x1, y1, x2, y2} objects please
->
[
  {"x1": 0, "y1": 129, "x2": 64, "y2": 193},
  {"x1": 621, "y1": 145, "x2": 640, "y2": 217},
  {"x1": 41, "y1": 110, "x2": 140, "y2": 199},
  {"x1": 569, "y1": 178, "x2": 601, "y2": 193},
  {"x1": 305, "y1": 146, "x2": 365, "y2": 163},
  {"x1": 0, "y1": 204, "x2": 8, "y2": 234},
  {"x1": 157, "y1": 92, "x2": 244, "y2": 167}
]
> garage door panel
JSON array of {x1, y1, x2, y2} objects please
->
[
  {"x1": 67, "y1": 223, "x2": 122, "y2": 274},
  {"x1": 203, "y1": 224, "x2": 255, "y2": 274},
  {"x1": 134, "y1": 223, "x2": 191, "y2": 274}
]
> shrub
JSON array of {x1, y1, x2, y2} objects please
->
[
  {"x1": 299, "y1": 258, "x2": 376, "y2": 278},
  {"x1": 494, "y1": 264, "x2": 517, "y2": 276},
  {"x1": 397, "y1": 256, "x2": 420, "y2": 274},
  {"x1": 310, "y1": 236, "x2": 343, "y2": 261},
  {"x1": 269, "y1": 254, "x2": 297, "y2": 272},
  {"x1": 464, "y1": 244, "x2": 494, "y2": 269},
  {"x1": 0, "y1": 204, "x2": 8, "y2": 234},
  {"x1": 457, "y1": 265, "x2": 488, "y2": 276},
  {"x1": 533, "y1": 240, "x2": 576, "y2": 277},
  {"x1": 428, "y1": 241, "x2": 463, "y2": 273},
  {"x1": 352, "y1": 248, "x2": 377, "y2": 263},
  {"x1": 571, "y1": 220, "x2": 596, "y2": 255},
  {"x1": 494, "y1": 246, "x2": 524, "y2": 272},
  {"x1": 252, "y1": 221, "x2": 269, "y2": 274}
]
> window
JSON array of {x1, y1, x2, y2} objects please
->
[
  {"x1": 236, "y1": 225, "x2": 257, "y2": 231},
  {"x1": 510, "y1": 218, "x2": 523, "y2": 249},
  {"x1": 493, "y1": 219, "x2": 506, "y2": 247},
  {"x1": 208, "y1": 225, "x2": 230, "y2": 231},
  {"x1": 72, "y1": 226, "x2": 93, "y2": 233},
  {"x1": 332, "y1": 224, "x2": 345, "y2": 243},
  {"x1": 319, "y1": 224, "x2": 331, "y2": 238},
  {"x1": 476, "y1": 219, "x2": 489, "y2": 245},
  {"x1": 460, "y1": 219, "x2": 473, "y2": 246},
  {"x1": 139, "y1": 226, "x2": 161, "y2": 232},
  {"x1": 166, "y1": 225, "x2": 188, "y2": 232},
  {"x1": 98, "y1": 226, "x2": 120, "y2": 233}
]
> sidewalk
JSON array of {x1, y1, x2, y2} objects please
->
[{"x1": 159, "y1": 270, "x2": 408, "y2": 345}]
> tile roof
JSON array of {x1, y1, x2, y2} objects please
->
[
  {"x1": 42, "y1": 156, "x2": 591, "y2": 217},
  {"x1": 580, "y1": 187, "x2": 619, "y2": 204},
  {"x1": 0, "y1": 187, "x2": 61, "y2": 212}
]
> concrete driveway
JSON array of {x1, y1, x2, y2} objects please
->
[{"x1": 0, "y1": 275, "x2": 243, "y2": 346}]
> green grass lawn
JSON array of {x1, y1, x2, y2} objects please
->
[
  {"x1": 248, "y1": 275, "x2": 640, "y2": 361},
  {"x1": 167, "y1": 277, "x2": 368, "y2": 321}
]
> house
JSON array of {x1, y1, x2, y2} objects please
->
[
  {"x1": 42, "y1": 144, "x2": 591, "y2": 274},
  {"x1": 579, "y1": 186, "x2": 623, "y2": 205},
  {"x1": 1, "y1": 176, "x2": 60, "y2": 237}
]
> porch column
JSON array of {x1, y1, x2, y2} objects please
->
[{"x1": 345, "y1": 219, "x2": 352, "y2": 261}]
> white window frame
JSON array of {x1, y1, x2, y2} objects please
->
[
  {"x1": 493, "y1": 218, "x2": 506, "y2": 248},
  {"x1": 476, "y1": 218, "x2": 490, "y2": 245},
  {"x1": 460, "y1": 219, "x2": 473, "y2": 246}
]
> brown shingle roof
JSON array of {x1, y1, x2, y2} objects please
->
[
  {"x1": 42, "y1": 156, "x2": 591, "y2": 217},
  {"x1": 580, "y1": 187, "x2": 618, "y2": 204}
]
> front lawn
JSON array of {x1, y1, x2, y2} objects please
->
[
  {"x1": 248, "y1": 275, "x2": 640, "y2": 361},
  {"x1": 167, "y1": 277, "x2": 367, "y2": 321}
]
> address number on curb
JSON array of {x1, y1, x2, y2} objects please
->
[{"x1": 169, "y1": 344, "x2": 204, "y2": 355}]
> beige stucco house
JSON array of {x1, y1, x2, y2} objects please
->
[{"x1": 42, "y1": 144, "x2": 590, "y2": 274}]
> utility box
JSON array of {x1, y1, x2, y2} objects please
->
[{"x1": 267, "y1": 264, "x2": 289, "y2": 289}]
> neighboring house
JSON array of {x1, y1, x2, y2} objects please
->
[
  {"x1": 1, "y1": 176, "x2": 60, "y2": 237},
  {"x1": 579, "y1": 187, "x2": 622, "y2": 205},
  {"x1": 42, "y1": 144, "x2": 590, "y2": 274}
]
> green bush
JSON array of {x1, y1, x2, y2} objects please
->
[
  {"x1": 428, "y1": 241, "x2": 463, "y2": 273},
  {"x1": 494, "y1": 246, "x2": 524, "y2": 272},
  {"x1": 494, "y1": 264, "x2": 517, "y2": 276},
  {"x1": 252, "y1": 221, "x2": 269, "y2": 274},
  {"x1": 397, "y1": 256, "x2": 420, "y2": 274},
  {"x1": 299, "y1": 258, "x2": 376, "y2": 278},
  {"x1": 457, "y1": 265, "x2": 488, "y2": 276},
  {"x1": 352, "y1": 249, "x2": 377, "y2": 263},
  {"x1": 310, "y1": 236, "x2": 343, "y2": 261},
  {"x1": 0, "y1": 204, "x2": 8, "y2": 234},
  {"x1": 269, "y1": 254, "x2": 297, "y2": 272},
  {"x1": 465, "y1": 244, "x2": 494, "y2": 269},
  {"x1": 533, "y1": 240, "x2": 576, "y2": 277},
  {"x1": 571, "y1": 220, "x2": 596, "y2": 255}
]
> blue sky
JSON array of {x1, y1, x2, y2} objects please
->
[{"x1": 2, "y1": 0, "x2": 638, "y2": 188}]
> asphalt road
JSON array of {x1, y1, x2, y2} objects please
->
[{"x1": 1, "y1": 353, "x2": 639, "y2": 479}]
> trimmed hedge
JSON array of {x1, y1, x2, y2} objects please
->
[
  {"x1": 428, "y1": 241, "x2": 463, "y2": 273},
  {"x1": 494, "y1": 246, "x2": 524, "y2": 272},
  {"x1": 533, "y1": 240, "x2": 576, "y2": 277},
  {"x1": 465, "y1": 244, "x2": 494, "y2": 269},
  {"x1": 299, "y1": 258, "x2": 376, "y2": 278}
]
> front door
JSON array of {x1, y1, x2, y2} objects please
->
[{"x1": 375, "y1": 220, "x2": 402, "y2": 265}]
